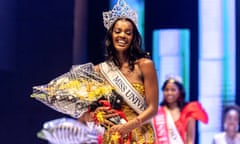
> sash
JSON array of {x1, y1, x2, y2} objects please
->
[
  {"x1": 153, "y1": 107, "x2": 184, "y2": 144},
  {"x1": 99, "y1": 61, "x2": 145, "y2": 114}
]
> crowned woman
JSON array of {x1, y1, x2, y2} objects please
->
[
  {"x1": 81, "y1": 0, "x2": 159, "y2": 143},
  {"x1": 152, "y1": 76, "x2": 208, "y2": 144},
  {"x1": 32, "y1": 0, "x2": 159, "y2": 143}
]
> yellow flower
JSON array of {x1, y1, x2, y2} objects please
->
[
  {"x1": 58, "y1": 80, "x2": 80, "y2": 90},
  {"x1": 110, "y1": 132, "x2": 121, "y2": 144},
  {"x1": 96, "y1": 111, "x2": 105, "y2": 124}
]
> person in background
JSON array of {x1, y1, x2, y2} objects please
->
[
  {"x1": 152, "y1": 76, "x2": 208, "y2": 144},
  {"x1": 213, "y1": 105, "x2": 240, "y2": 144}
]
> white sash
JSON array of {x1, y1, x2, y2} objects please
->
[
  {"x1": 165, "y1": 107, "x2": 184, "y2": 144},
  {"x1": 153, "y1": 107, "x2": 184, "y2": 144},
  {"x1": 99, "y1": 61, "x2": 146, "y2": 114}
]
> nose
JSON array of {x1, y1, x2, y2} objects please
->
[
  {"x1": 164, "y1": 90, "x2": 171, "y2": 96},
  {"x1": 119, "y1": 32, "x2": 126, "y2": 38}
]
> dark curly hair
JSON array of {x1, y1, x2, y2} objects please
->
[
  {"x1": 104, "y1": 17, "x2": 148, "y2": 71},
  {"x1": 160, "y1": 79, "x2": 186, "y2": 110},
  {"x1": 222, "y1": 105, "x2": 240, "y2": 130},
  {"x1": 223, "y1": 105, "x2": 240, "y2": 119}
]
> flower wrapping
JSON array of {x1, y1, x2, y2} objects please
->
[
  {"x1": 31, "y1": 63, "x2": 114, "y2": 118},
  {"x1": 37, "y1": 117, "x2": 103, "y2": 144}
]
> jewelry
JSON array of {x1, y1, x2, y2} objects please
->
[
  {"x1": 102, "y1": 0, "x2": 138, "y2": 30},
  {"x1": 165, "y1": 74, "x2": 183, "y2": 84}
]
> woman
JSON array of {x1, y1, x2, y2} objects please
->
[
  {"x1": 152, "y1": 76, "x2": 208, "y2": 144},
  {"x1": 213, "y1": 105, "x2": 240, "y2": 144},
  {"x1": 81, "y1": 0, "x2": 159, "y2": 143}
]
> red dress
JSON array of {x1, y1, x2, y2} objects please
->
[{"x1": 175, "y1": 102, "x2": 208, "y2": 141}]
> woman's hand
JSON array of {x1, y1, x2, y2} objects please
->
[
  {"x1": 78, "y1": 111, "x2": 95, "y2": 123},
  {"x1": 110, "y1": 124, "x2": 130, "y2": 136},
  {"x1": 94, "y1": 106, "x2": 119, "y2": 127},
  {"x1": 109, "y1": 117, "x2": 140, "y2": 136}
]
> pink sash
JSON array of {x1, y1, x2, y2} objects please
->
[
  {"x1": 152, "y1": 107, "x2": 184, "y2": 144},
  {"x1": 152, "y1": 107, "x2": 170, "y2": 144}
]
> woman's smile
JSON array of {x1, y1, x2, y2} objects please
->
[
  {"x1": 112, "y1": 20, "x2": 133, "y2": 52},
  {"x1": 115, "y1": 38, "x2": 128, "y2": 46}
]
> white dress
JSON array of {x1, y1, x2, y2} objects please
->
[{"x1": 213, "y1": 132, "x2": 240, "y2": 144}]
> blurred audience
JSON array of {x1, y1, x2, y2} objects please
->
[{"x1": 213, "y1": 105, "x2": 240, "y2": 144}]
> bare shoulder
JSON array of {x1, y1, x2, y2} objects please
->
[
  {"x1": 136, "y1": 58, "x2": 156, "y2": 78},
  {"x1": 137, "y1": 58, "x2": 155, "y2": 68}
]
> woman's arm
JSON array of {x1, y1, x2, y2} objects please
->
[
  {"x1": 110, "y1": 58, "x2": 159, "y2": 134},
  {"x1": 134, "y1": 58, "x2": 159, "y2": 122},
  {"x1": 186, "y1": 118, "x2": 196, "y2": 144}
]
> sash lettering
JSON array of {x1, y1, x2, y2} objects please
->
[
  {"x1": 152, "y1": 107, "x2": 184, "y2": 144},
  {"x1": 113, "y1": 76, "x2": 127, "y2": 92},
  {"x1": 125, "y1": 90, "x2": 145, "y2": 110},
  {"x1": 153, "y1": 107, "x2": 170, "y2": 144},
  {"x1": 100, "y1": 62, "x2": 146, "y2": 114}
]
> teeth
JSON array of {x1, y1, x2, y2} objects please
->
[{"x1": 118, "y1": 40, "x2": 126, "y2": 44}]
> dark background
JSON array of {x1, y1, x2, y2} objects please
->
[{"x1": 0, "y1": 0, "x2": 239, "y2": 143}]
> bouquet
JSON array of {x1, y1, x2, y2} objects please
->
[
  {"x1": 31, "y1": 63, "x2": 129, "y2": 143},
  {"x1": 31, "y1": 63, "x2": 125, "y2": 121}
]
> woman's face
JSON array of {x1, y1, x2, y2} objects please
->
[
  {"x1": 224, "y1": 109, "x2": 239, "y2": 132},
  {"x1": 163, "y1": 81, "x2": 180, "y2": 104},
  {"x1": 112, "y1": 19, "x2": 133, "y2": 52}
]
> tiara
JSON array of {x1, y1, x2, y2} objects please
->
[
  {"x1": 103, "y1": 0, "x2": 138, "y2": 30},
  {"x1": 165, "y1": 74, "x2": 183, "y2": 84}
]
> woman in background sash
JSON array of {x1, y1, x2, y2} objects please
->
[
  {"x1": 81, "y1": 0, "x2": 159, "y2": 143},
  {"x1": 152, "y1": 76, "x2": 208, "y2": 144}
]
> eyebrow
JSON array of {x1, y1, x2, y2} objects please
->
[{"x1": 114, "y1": 27, "x2": 132, "y2": 32}]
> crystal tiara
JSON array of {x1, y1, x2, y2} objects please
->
[
  {"x1": 165, "y1": 74, "x2": 183, "y2": 84},
  {"x1": 102, "y1": 0, "x2": 138, "y2": 30}
]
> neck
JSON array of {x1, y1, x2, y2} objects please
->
[
  {"x1": 167, "y1": 102, "x2": 179, "y2": 110},
  {"x1": 116, "y1": 53, "x2": 128, "y2": 66}
]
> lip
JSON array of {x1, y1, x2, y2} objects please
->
[
  {"x1": 115, "y1": 39, "x2": 128, "y2": 47},
  {"x1": 166, "y1": 95, "x2": 174, "y2": 101},
  {"x1": 118, "y1": 39, "x2": 127, "y2": 43}
]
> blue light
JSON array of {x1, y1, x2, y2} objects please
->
[
  {"x1": 198, "y1": 0, "x2": 236, "y2": 143},
  {"x1": 152, "y1": 29, "x2": 190, "y2": 103}
]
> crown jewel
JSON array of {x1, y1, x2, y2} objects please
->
[
  {"x1": 165, "y1": 74, "x2": 183, "y2": 84},
  {"x1": 103, "y1": 0, "x2": 138, "y2": 29}
]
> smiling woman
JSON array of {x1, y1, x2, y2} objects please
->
[
  {"x1": 79, "y1": 0, "x2": 159, "y2": 143},
  {"x1": 213, "y1": 105, "x2": 240, "y2": 144},
  {"x1": 32, "y1": 0, "x2": 159, "y2": 143},
  {"x1": 90, "y1": 15, "x2": 159, "y2": 143},
  {"x1": 152, "y1": 76, "x2": 208, "y2": 144}
]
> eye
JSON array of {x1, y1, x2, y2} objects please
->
[
  {"x1": 114, "y1": 29, "x2": 121, "y2": 34},
  {"x1": 125, "y1": 30, "x2": 132, "y2": 35}
]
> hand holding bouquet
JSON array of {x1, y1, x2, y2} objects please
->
[{"x1": 31, "y1": 63, "x2": 129, "y2": 143}]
